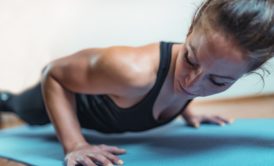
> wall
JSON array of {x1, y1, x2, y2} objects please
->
[{"x1": 0, "y1": 0, "x2": 273, "y2": 99}]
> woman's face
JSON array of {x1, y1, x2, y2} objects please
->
[{"x1": 174, "y1": 30, "x2": 249, "y2": 98}]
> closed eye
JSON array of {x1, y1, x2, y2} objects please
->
[
  {"x1": 184, "y1": 51, "x2": 195, "y2": 67},
  {"x1": 209, "y1": 77, "x2": 226, "y2": 87}
]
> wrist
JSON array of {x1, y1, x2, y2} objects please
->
[{"x1": 64, "y1": 140, "x2": 89, "y2": 154}]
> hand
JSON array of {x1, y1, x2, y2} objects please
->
[
  {"x1": 65, "y1": 143, "x2": 126, "y2": 166},
  {"x1": 183, "y1": 114, "x2": 235, "y2": 128}
]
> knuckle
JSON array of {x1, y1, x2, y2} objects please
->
[
  {"x1": 87, "y1": 153, "x2": 95, "y2": 158},
  {"x1": 112, "y1": 155, "x2": 119, "y2": 160},
  {"x1": 100, "y1": 158, "x2": 110, "y2": 165},
  {"x1": 99, "y1": 145, "x2": 108, "y2": 150},
  {"x1": 84, "y1": 158, "x2": 92, "y2": 164},
  {"x1": 107, "y1": 153, "x2": 118, "y2": 160},
  {"x1": 113, "y1": 146, "x2": 120, "y2": 150},
  {"x1": 76, "y1": 156, "x2": 85, "y2": 162}
]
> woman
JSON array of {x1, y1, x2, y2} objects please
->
[{"x1": 1, "y1": 0, "x2": 273, "y2": 166}]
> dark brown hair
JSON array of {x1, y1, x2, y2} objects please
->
[{"x1": 188, "y1": 0, "x2": 274, "y2": 74}]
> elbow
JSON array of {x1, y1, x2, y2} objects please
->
[
  {"x1": 41, "y1": 63, "x2": 53, "y2": 83},
  {"x1": 40, "y1": 61, "x2": 61, "y2": 88},
  {"x1": 40, "y1": 61, "x2": 68, "y2": 92}
]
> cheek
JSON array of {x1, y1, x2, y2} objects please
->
[
  {"x1": 176, "y1": 58, "x2": 191, "y2": 78},
  {"x1": 194, "y1": 77, "x2": 232, "y2": 96},
  {"x1": 202, "y1": 83, "x2": 231, "y2": 96}
]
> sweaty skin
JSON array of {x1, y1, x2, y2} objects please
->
[{"x1": 41, "y1": 30, "x2": 248, "y2": 166}]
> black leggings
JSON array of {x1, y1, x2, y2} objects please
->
[{"x1": 8, "y1": 83, "x2": 50, "y2": 125}]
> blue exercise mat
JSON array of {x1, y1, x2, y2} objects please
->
[{"x1": 0, "y1": 119, "x2": 274, "y2": 166}]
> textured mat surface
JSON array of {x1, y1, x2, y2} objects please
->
[{"x1": 0, "y1": 119, "x2": 274, "y2": 166}]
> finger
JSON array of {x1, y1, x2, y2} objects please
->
[
  {"x1": 228, "y1": 118, "x2": 235, "y2": 124},
  {"x1": 203, "y1": 116, "x2": 226, "y2": 126},
  {"x1": 216, "y1": 116, "x2": 235, "y2": 124},
  {"x1": 64, "y1": 154, "x2": 77, "y2": 166},
  {"x1": 76, "y1": 155, "x2": 97, "y2": 166},
  {"x1": 100, "y1": 145, "x2": 126, "y2": 155},
  {"x1": 186, "y1": 118, "x2": 200, "y2": 128},
  {"x1": 103, "y1": 152, "x2": 124, "y2": 165},
  {"x1": 65, "y1": 158, "x2": 77, "y2": 166},
  {"x1": 88, "y1": 154, "x2": 113, "y2": 166},
  {"x1": 84, "y1": 156, "x2": 97, "y2": 166},
  {"x1": 213, "y1": 116, "x2": 235, "y2": 125},
  {"x1": 213, "y1": 116, "x2": 229, "y2": 124}
]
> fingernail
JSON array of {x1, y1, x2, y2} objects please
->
[
  {"x1": 194, "y1": 123, "x2": 199, "y2": 128},
  {"x1": 107, "y1": 163, "x2": 114, "y2": 166},
  {"x1": 117, "y1": 160, "x2": 124, "y2": 165}
]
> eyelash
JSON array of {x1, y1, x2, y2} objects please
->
[
  {"x1": 184, "y1": 51, "x2": 195, "y2": 67},
  {"x1": 184, "y1": 51, "x2": 226, "y2": 87},
  {"x1": 209, "y1": 77, "x2": 226, "y2": 87}
]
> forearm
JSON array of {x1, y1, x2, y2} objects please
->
[{"x1": 41, "y1": 72, "x2": 88, "y2": 154}]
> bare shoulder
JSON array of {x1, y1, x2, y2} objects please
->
[
  {"x1": 45, "y1": 42, "x2": 160, "y2": 96},
  {"x1": 92, "y1": 42, "x2": 160, "y2": 95}
]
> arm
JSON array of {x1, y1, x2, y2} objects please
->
[
  {"x1": 41, "y1": 65, "x2": 87, "y2": 154},
  {"x1": 41, "y1": 48, "x2": 131, "y2": 166}
]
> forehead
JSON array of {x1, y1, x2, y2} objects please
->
[{"x1": 188, "y1": 31, "x2": 249, "y2": 78}]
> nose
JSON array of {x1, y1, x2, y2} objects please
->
[{"x1": 184, "y1": 69, "x2": 203, "y2": 92}]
